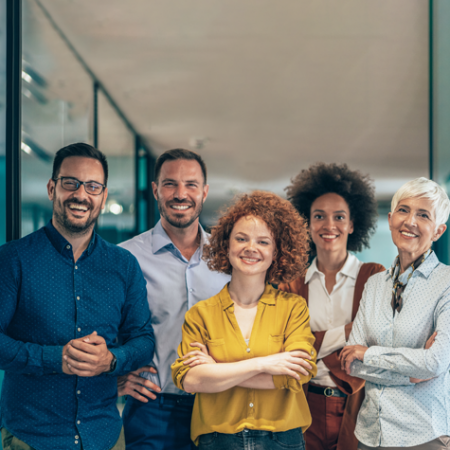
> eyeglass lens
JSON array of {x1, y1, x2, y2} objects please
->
[{"x1": 61, "y1": 178, "x2": 103, "y2": 195}]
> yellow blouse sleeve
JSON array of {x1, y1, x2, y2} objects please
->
[
  {"x1": 273, "y1": 296, "x2": 317, "y2": 392},
  {"x1": 171, "y1": 306, "x2": 206, "y2": 391}
]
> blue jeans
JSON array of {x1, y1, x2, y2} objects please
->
[
  {"x1": 198, "y1": 428, "x2": 306, "y2": 450},
  {"x1": 122, "y1": 393, "x2": 196, "y2": 450}
]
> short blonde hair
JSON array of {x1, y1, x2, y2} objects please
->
[{"x1": 391, "y1": 177, "x2": 450, "y2": 227}]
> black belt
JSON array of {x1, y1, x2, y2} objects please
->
[{"x1": 309, "y1": 384, "x2": 347, "y2": 398}]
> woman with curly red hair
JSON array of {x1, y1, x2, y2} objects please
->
[{"x1": 172, "y1": 191, "x2": 317, "y2": 450}]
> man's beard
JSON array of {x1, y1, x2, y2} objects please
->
[
  {"x1": 53, "y1": 195, "x2": 99, "y2": 236},
  {"x1": 157, "y1": 198, "x2": 203, "y2": 229}
]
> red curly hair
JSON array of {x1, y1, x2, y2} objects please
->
[{"x1": 203, "y1": 191, "x2": 310, "y2": 284}]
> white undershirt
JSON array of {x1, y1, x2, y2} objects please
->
[{"x1": 307, "y1": 254, "x2": 363, "y2": 387}]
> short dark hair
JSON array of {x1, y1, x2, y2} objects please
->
[
  {"x1": 52, "y1": 143, "x2": 109, "y2": 185},
  {"x1": 154, "y1": 149, "x2": 207, "y2": 184},
  {"x1": 286, "y1": 163, "x2": 378, "y2": 254}
]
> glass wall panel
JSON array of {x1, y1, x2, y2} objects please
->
[
  {"x1": 432, "y1": 0, "x2": 450, "y2": 264},
  {"x1": 0, "y1": 0, "x2": 7, "y2": 420},
  {"x1": 21, "y1": 0, "x2": 92, "y2": 236},
  {"x1": 0, "y1": 0, "x2": 5, "y2": 247},
  {"x1": 96, "y1": 89, "x2": 136, "y2": 244}
]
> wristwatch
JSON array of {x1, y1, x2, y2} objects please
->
[{"x1": 109, "y1": 353, "x2": 117, "y2": 373}]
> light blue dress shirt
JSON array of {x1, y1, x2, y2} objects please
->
[
  {"x1": 348, "y1": 251, "x2": 450, "y2": 447},
  {"x1": 120, "y1": 220, "x2": 230, "y2": 394}
]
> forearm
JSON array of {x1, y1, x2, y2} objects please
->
[
  {"x1": 183, "y1": 358, "x2": 263, "y2": 393},
  {"x1": 237, "y1": 373, "x2": 275, "y2": 389},
  {"x1": 363, "y1": 345, "x2": 447, "y2": 379},
  {"x1": 350, "y1": 360, "x2": 413, "y2": 386}
]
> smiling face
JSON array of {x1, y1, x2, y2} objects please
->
[
  {"x1": 228, "y1": 215, "x2": 276, "y2": 280},
  {"x1": 47, "y1": 156, "x2": 108, "y2": 236},
  {"x1": 152, "y1": 159, "x2": 209, "y2": 230},
  {"x1": 309, "y1": 193, "x2": 354, "y2": 259},
  {"x1": 388, "y1": 196, "x2": 446, "y2": 264}
]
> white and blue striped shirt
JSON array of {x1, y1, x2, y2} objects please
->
[{"x1": 348, "y1": 251, "x2": 450, "y2": 447}]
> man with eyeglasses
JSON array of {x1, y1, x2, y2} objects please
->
[{"x1": 0, "y1": 143, "x2": 155, "y2": 450}]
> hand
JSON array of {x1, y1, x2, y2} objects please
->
[
  {"x1": 340, "y1": 345, "x2": 368, "y2": 375},
  {"x1": 118, "y1": 366, "x2": 161, "y2": 402},
  {"x1": 63, "y1": 331, "x2": 113, "y2": 377},
  {"x1": 410, "y1": 331, "x2": 437, "y2": 383},
  {"x1": 257, "y1": 351, "x2": 313, "y2": 379},
  {"x1": 183, "y1": 342, "x2": 216, "y2": 367},
  {"x1": 345, "y1": 322, "x2": 353, "y2": 341}
]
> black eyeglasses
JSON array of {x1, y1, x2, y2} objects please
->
[{"x1": 53, "y1": 177, "x2": 106, "y2": 196}]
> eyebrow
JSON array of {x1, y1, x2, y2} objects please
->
[
  {"x1": 161, "y1": 178, "x2": 200, "y2": 183},
  {"x1": 312, "y1": 209, "x2": 347, "y2": 214},
  {"x1": 235, "y1": 232, "x2": 272, "y2": 240}
]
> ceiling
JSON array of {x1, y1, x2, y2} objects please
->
[{"x1": 28, "y1": 0, "x2": 429, "y2": 223}]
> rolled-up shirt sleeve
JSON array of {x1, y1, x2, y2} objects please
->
[
  {"x1": 273, "y1": 298, "x2": 317, "y2": 392},
  {"x1": 171, "y1": 307, "x2": 205, "y2": 390}
]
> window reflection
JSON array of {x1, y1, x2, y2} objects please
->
[
  {"x1": 96, "y1": 89, "x2": 136, "y2": 243},
  {"x1": 21, "y1": 0, "x2": 92, "y2": 237}
]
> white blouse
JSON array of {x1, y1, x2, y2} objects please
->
[{"x1": 307, "y1": 253, "x2": 363, "y2": 386}]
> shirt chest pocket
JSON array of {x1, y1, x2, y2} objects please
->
[
  {"x1": 206, "y1": 338, "x2": 227, "y2": 363},
  {"x1": 268, "y1": 334, "x2": 285, "y2": 354}
]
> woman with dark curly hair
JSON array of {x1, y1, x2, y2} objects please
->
[
  {"x1": 172, "y1": 191, "x2": 317, "y2": 450},
  {"x1": 279, "y1": 163, "x2": 385, "y2": 450}
]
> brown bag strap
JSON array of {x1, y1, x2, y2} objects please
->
[{"x1": 352, "y1": 263, "x2": 385, "y2": 320}]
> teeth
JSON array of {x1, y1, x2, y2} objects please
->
[
  {"x1": 242, "y1": 257, "x2": 258, "y2": 262},
  {"x1": 69, "y1": 204, "x2": 88, "y2": 211},
  {"x1": 171, "y1": 205, "x2": 190, "y2": 210},
  {"x1": 322, "y1": 235, "x2": 337, "y2": 239},
  {"x1": 401, "y1": 231, "x2": 417, "y2": 237}
]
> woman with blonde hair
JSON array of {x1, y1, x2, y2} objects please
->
[{"x1": 172, "y1": 191, "x2": 317, "y2": 450}]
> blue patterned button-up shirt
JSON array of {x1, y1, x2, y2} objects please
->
[
  {"x1": 348, "y1": 251, "x2": 450, "y2": 447},
  {"x1": 0, "y1": 221, "x2": 155, "y2": 450}
]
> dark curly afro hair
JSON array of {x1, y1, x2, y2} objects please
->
[
  {"x1": 203, "y1": 191, "x2": 310, "y2": 285},
  {"x1": 286, "y1": 163, "x2": 378, "y2": 254}
]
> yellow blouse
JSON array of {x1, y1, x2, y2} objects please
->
[{"x1": 171, "y1": 283, "x2": 317, "y2": 444}]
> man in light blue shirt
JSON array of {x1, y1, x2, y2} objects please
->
[{"x1": 118, "y1": 149, "x2": 230, "y2": 450}]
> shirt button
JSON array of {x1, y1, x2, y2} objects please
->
[
  {"x1": 75, "y1": 441, "x2": 79, "y2": 445},
  {"x1": 311, "y1": 350, "x2": 315, "y2": 356},
  {"x1": 66, "y1": 245, "x2": 71, "y2": 249},
  {"x1": 390, "y1": 365, "x2": 394, "y2": 369},
  {"x1": 189, "y1": 288, "x2": 193, "y2": 293},
  {"x1": 77, "y1": 420, "x2": 81, "y2": 424},
  {"x1": 77, "y1": 390, "x2": 81, "y2": 394},
  {"x1": 75, "y1": 266, "x2": 78, "y2": 270},
  {"x1": 246, "y1": 348, "x2": 250, "y2": 353},
  {"x1": 249, "y1": 403, "x2": 254, "y2": 407},
  {"x1": 75, "y1": 435, "x2": 79, "y2": 439},
  {"x1": 77, "y1": 328, "x2": 81, "y2": 332},
  {"x1": 76, "y1": 296, "x2": 80, "y2": 300}
]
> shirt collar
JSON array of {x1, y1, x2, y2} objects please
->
[
  {"x1": 389, "y1": 249, "x2": 439, "y2": 281},
  {"x1": 219, "y1": 283, "x2": 276, "y2": 310},
  {"x1": 44, "y1": 220, "x2": 96, "y2": 256},
  {"x1": 151, "y1": 220, "x2": 207, "y2": 264},
  {"x1": 305, "y1": 253, "x2": 359, "y2": 283}
]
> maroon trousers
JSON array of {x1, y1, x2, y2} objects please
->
[{"x1": 305, "y1": 391, "x2": 346, "y2": 450}]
